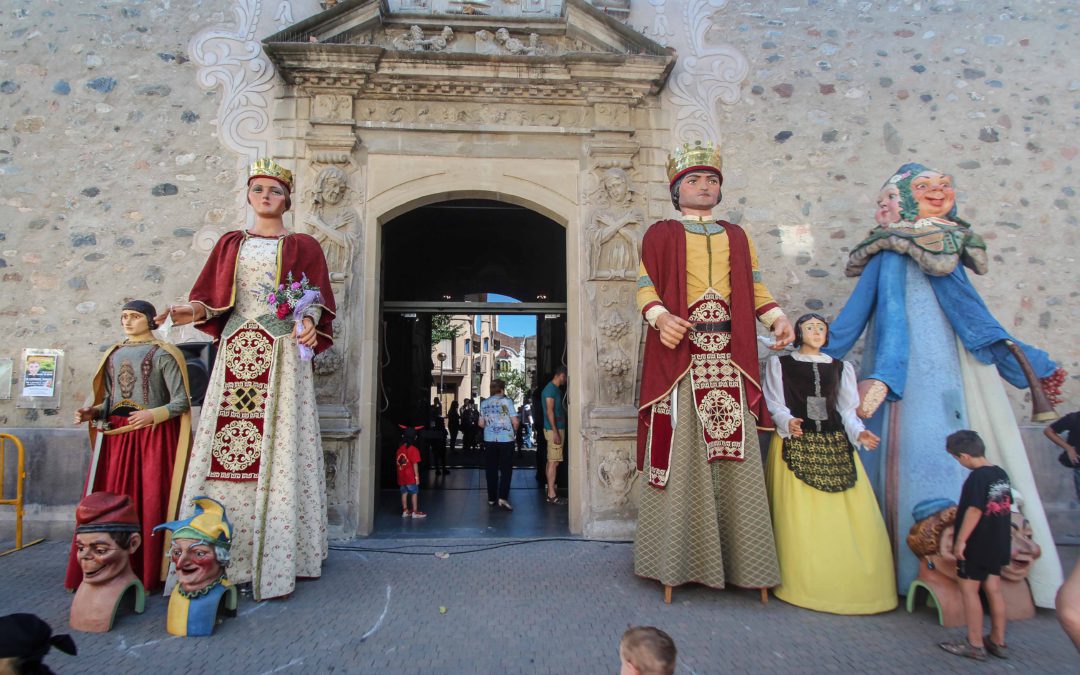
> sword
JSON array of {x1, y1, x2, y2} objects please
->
[{"x1": 84, "y1": 420, "x2": 109, "y2": 496}]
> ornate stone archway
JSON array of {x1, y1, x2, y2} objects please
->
[{"x1": 263, "y1": 0, "x2": 673, "y2": 537}]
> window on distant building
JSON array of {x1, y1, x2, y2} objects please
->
[
  {"x1": 483, "y1": 337, "x2": 489, "y2": 352},
  {"x1": 494, "y1": 339, "x2": 501, "y2": 350},
  {"x1": 464, "y1": 341, "x2": 471, "y2": 354}
]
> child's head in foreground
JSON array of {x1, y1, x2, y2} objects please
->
[
  {"x1": 945, "y1": 429, "x2": 986, "y2": 463},
  {"x1": 620, "y1": 626, "x2": 676, "y2": 675}
]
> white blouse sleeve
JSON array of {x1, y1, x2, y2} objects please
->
[
  {"x1": 838, "y1": 360, "x2": 867, "y2": 447},
  {"x1": 763, "y1": 355, "x2": 794, "y2": 439}
]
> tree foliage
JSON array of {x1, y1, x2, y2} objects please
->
[
  {"x1": 503, "y1": 368, "x2": 528, "y2": 404},
  {"x1": 431, "y1": 314, "x2": 464, "y2": 347}
]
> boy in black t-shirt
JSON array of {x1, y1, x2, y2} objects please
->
[{"x1": 938, "y1": 430, "x2": 1012, "y2": 661}]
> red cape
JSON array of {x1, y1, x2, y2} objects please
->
[
  {"x1": 189, "y1": 230, "x2": 336, "y2": 354},
  {"x1": 636, "y1": 219, "x2": 773, "y2": 471}
]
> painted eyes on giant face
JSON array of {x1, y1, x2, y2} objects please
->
[
  {"x1": 250, "y1": 185, "x2": 285, "y2": 196},
  {"x1": 913, "y1": 179, "x2": 952, "y2": 192}
]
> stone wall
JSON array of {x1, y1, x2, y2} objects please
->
[
  {"x1": 628, "y1": 0, "x2": 1079, "y2": 416},
  {"x1": 1, "y1": 0, "x2": 242, "y2": 426},
  {"x1": 2, "y1": 0, "x2": 1078, "y2": 540}
]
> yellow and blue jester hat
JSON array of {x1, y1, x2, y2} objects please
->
[{"x1": 154, "y1": 496, "x2": 232, "y2": 548}]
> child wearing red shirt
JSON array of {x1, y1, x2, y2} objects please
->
[{"x1": 396, "y1": 441, "x2": 426, "y2": 518}]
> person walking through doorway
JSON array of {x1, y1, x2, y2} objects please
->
[
  {"x1": 543, "y1": 367, "x2": 568, "y2": 504},
  {"x1": 447, "y1": 400, "x2": 460, "y2": 450},
  {"x1": 480, "y1": 379, "x2": 519, "y2": 511}
]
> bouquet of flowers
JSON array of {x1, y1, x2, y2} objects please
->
[{"x1": 259, "y1": 272, "x2": 322, "y2": 361}]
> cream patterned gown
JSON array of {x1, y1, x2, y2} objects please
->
[{"x1": 173, "y1": 236, "x2": 327, "y2": 601}]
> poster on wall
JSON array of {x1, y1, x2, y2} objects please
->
[{"x1": 17, "y1": 349, "x2": 63, "y2": 409}]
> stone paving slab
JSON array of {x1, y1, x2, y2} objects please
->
[{"x1": 1, "y1": 538, "x2": 1076, "y2": 674}]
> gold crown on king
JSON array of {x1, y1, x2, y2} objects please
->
[
  {"x1": 248, "y1": 157, "x2": 293, "y2": 190},
  {"x1": 666, "y1": 140, "x2": 723, "y2": 183}
]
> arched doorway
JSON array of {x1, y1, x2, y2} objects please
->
[
  {"x1": 375, "y1": 199, "x2": 569, "y2": 536},
  {"x1": 262, "y1": 1, "x2": 673, "y2": 539}
]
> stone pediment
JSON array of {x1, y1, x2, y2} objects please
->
[{"x1": 263, "y1": 0, "x2": 673, "y2": 101}]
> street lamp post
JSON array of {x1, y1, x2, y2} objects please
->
[{"x1": 437, "y1": 351, "x2": 446, "y2": 409}]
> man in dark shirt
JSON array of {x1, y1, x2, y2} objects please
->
[{"x1": 1045, "y1": 411, "x2": 1080, "y2": 500}]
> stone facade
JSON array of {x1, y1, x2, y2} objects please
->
[{"x1": 2, "y1": 0, "x2": 1077, "y2": 542}]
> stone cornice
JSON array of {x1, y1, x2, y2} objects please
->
[
  {"x1": 268, "y1": 44, "x2": 671, "y2": 103},
  {"x1": 263, "y1": 0, "x2": 673, "y2": 104}
]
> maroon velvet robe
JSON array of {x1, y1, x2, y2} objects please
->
[
  {"x1": 189, "y1": 230, "x2": 336, "y2": 354},
  {"x1": 636, "y1": 219, "x2": 775, "y2": 474}
]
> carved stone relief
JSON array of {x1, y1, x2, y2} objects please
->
[
  {"x1": 594, "y1": 103, "x2": 630, "y2": 128},
  {"x1": 586, "y1": 167, "x2": 644, "y2": 281},
  {"x1": 303, "y1": 165, "x2": 362, "y2": 280},
  {"x1": 307, "y1": 24, "x2": 591, "y2": 56},
  {"x1": 392, "y1": 25, "x2": 455, "y2": 51},
  {"x1": 592, "y1": 283, "x2": 639, "y2": 406},
  {"x1": 356, "y1": 101, "x2": 587, "y2": 127},
  {"x1": 189, "y1": 0, "x2": 280, "y2": 252},
  {"x1": 324, "y1": 446, "x2": 338, "y2": 491},
  {"x1": 665, "y1": 0, "x2": 749, "y2": 143},
  {"x1": 313, "y1": 94, "x2": 354, "y2": 121},
  {"x1": 590, "y1": 438, "x2": 639, "y2": 510},
  {"x1": 274, "y1": 2, "x2": 295, "y2": 30},
  {"x1": 475, "y1": 28, "x2": 547, "y2": 55},
  {"x1": 321, "y1": 436, "x2": 353, "y2": 533},
  {"x1": 314, "y1": 317, "x2": 347, "y2": 404},
  {"x1": 522, "y1": 0, "x2": 548, "y2": 14}
]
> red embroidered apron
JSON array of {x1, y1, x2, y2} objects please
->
[
  {"x1": 208, "y1": 321, "x2": 273, "y2": 481},
  {"x1": 645, "y1": 289, "x2": 745, "y2": 488}
]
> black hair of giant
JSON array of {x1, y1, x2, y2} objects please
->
[{"x1": 792, "y1": 312, "x2": 829, "y2": 349}]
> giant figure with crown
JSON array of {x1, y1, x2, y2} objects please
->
[
  {"x1": 158, "y1": 158, "x2": 336, "y2": 601},
  {"x1": 634, "y1": 141, "x2": 794, "y2": 602}
]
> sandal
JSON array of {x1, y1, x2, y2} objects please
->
[
  {"x1": 545, "y1": 495, "x2": 566, "y2": 505},
  {"x1": 984, "y1": 635, "x2": 1009, "y2": 660},
  {"x1": 938, "y1": 640, "x2": 986, "y2": 661}
]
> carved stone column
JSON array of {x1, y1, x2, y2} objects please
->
[
  {"x1": 299, "y1": 88, "x2": 365, "y2": 537},
  {"x1": 579, "y1": 140, "x2": 645, "y2": 537}
]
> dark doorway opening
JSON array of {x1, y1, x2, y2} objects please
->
[{"x1": 374, "y1": 200, "x2": 569, "y2": 537}]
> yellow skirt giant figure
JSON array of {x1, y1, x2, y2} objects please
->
[{"x1": 763, "y1": 314, "x2": 896, "y2": 614}]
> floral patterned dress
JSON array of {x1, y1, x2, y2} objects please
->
[{"x1": 173, "y1": 235, "x2": 327, "y2": 601}]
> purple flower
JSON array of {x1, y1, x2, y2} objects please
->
[
  {"x1": 268, "y1": 293, "x2": 277, "y2": 304},
  {"x1": 291, "y1": 281, "x2": 301, "y2": 290}
]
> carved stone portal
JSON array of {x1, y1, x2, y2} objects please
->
[{"x1": 261, "y1": 1, "x2": 673, "y2": 538}]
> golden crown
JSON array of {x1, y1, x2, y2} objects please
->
[
  {"x1": 666, "y1": 140, "x2": 723, "y2": 184},
  {"x1": 248, "y1": 157, "x2": 293, "y2": 191}
]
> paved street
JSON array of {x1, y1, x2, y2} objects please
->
[{"x1": 2, "y1": 536, "x2": 1077, "y2": 674}]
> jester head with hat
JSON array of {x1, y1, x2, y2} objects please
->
[{"x1": 155, "y1": 497, "x2": 232, "y2": 596}]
